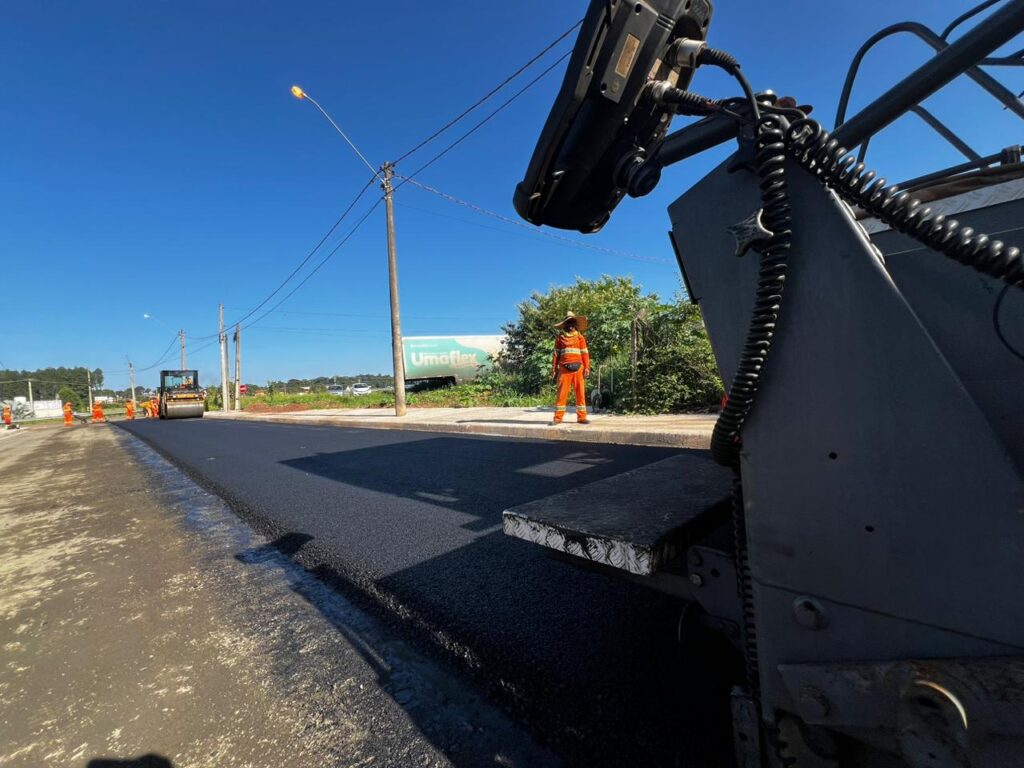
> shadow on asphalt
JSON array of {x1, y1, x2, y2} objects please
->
[
  {"x1": 87, "y1": 756, "x2": 173, "y2": 768},
  {"x1": 120, "y1": 420, "x2": 739, "y2": 766},
  {"x1": 271, "y1": 439, "x2": 739, "y2": 767}
]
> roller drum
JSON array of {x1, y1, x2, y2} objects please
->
[{"x1": 162, "y1": 401, "x2": 205, "y2": 419}]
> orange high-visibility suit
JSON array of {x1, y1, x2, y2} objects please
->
[
  {"x1": 125, "y1": 400, "x2": 135, "y2": 420},
  {"x1": 149, "y1": 397, "x2": 160, "y2": 418},
  {"x1": 552, "y1": 329, "x2": 590, "y2": 424},
  {"x1": 63, "y1": 402, "x2": 74, "y2": 426},
  {"x1": 91, "y1": 402, "x2": 105, "y2": 423},
  {"x1": 2, "y1": 404, "x2": 11, "y2": 427}
]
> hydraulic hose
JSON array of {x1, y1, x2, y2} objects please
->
[{"x1": 786, "y1": 118, "x2": 1024, "y2": 287}]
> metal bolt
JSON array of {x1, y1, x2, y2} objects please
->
[
  {"x1": 792, "y1": 596, "x2": 828, "y2": 630},
  {"x1": 689, "y1": 573, "x2": 704, "y2": 587}
]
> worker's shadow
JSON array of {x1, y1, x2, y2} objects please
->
[{"x1": 87, "y1": 756, "x2": 173, "y2": 768}]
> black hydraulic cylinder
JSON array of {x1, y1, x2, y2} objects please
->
[{"x1": 834, "y1": 0, "x2": 1024, "y2": 149}]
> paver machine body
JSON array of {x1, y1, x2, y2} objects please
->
[
  {"x1": 158, "y1": 369, "x2": 204, "y2": 419},
  {"x1": 509, "y1": 1, "x2": 1024, "y2": 766}
]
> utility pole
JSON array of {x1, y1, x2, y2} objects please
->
[
  {"x1": 128, "y1": 361, "x2": 136, "y2": 408},
  {"x1": 381, "y1": 162, "x2": 407, "y2": 417},
  {"x1": 87, "y1": 369, "x2": 93, "y2": 410},
  {"x1": 233, "y1": 324, "x2": 241, "y2": 411},
  {"x1": 180, "y1": 329, "x2": 187, "y2": 369},
  {"x1": 219, "y1": 304, "x2": 231, "y2": 412},
  {"x1": 27, "y1": 379, "x2": 33, "y2": 410}
]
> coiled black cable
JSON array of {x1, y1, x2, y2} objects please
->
[
  {"x1": 710, "y1": 113, "x2": 793, "y2": 467},
  {"x1": 731, "y1": 476, "x2": 760, "y2": 697},
  {"x1": 786, "y1": 118, "x2": 1024, "y2": 287}
]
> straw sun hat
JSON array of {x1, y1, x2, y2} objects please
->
[{"x1": 553, "y1": 311, "x2": 588, "y2": 332}]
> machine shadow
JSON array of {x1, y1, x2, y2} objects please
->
[
  {"x1": 87, "y1": 755, "x2": 174, "y2": 768},
  {"x1": 257, "y1": 438, "x2": 738, "y2": 766},
  {"x1": 279, "y1": 435, "x2": 675, "y2": 522}
]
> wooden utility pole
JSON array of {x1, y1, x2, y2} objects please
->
[
  {"x1": 233, "y1": 324, "x2": 241, "y2": 411},
  {"x1": 129, "y1": 362, "x2": 136, "y2": 408},
  {"x1": 381, "y1": 162, "x2": 407, "y2": 416},
  {"x1": 219, "y1": 304, "x2": 231, "y2": 411},
  {"x1": 87, "y1": 369, "x2": 93, "y2": 410},
  {"x1": 180, "y1": 329, "x2": 187, "y2": 369}
]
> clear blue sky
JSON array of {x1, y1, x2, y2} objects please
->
[{"x1": 2, "y1": 0, "x2": 1021, "y2": 389}]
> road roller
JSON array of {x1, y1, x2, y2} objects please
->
[{"x1": 158, "y1": 369, "x2": 205, "y2": 419}]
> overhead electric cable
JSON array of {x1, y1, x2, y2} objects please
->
[
  {"x1": 394, "y1": 18, "x2": 583, "y2": 164},
  {"x1": 244, "y1": 198, "x2": 384, "y2": 330},
  {"x1": 227, "y1": 175, "x2": 378, "y2": 329},
  {"x1": 398, "y1": 176, "x2": 669, "y2": 264},
  {"x1": 394, "y1": 50, "x2": 572, "y2": 189},
  {"x1": 135, "y1": 334, "x2": 182, "y2": 372}
]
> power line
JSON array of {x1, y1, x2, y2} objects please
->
[
  {"x1": 224, "y1": 306, "x2": 508, "y2": 321},
  {"x1": 397, "y1": 176, "x2": 670, "y2": 264},
  {"x1": 227, "y1": 175, "x2": 378, "y2": 329},
  {"x1": 135, "y1": 333, "x2": 184, "y2": 373},
  {"x1": 394, "y1": 49, "x2": 572, "y2": 190},
  {"x1": 244, "y1": 198, "x2": 384, "y2": 330},
  {"x1": 394, "y1": 18, "x2": 583, "y2": 164}
]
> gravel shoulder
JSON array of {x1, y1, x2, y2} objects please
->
[{"x1": 0, "y1": 425, "x2": 554, "y2": 768}]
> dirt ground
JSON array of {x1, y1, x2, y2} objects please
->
[{"x1": 0, "y1": 425, "x2": 551, "y2": 768}]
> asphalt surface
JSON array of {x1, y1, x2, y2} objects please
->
[{"x1": 119, "y1": 418, "x2": 737, "y2": 766}]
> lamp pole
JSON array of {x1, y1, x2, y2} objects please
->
[{"x1": 291, "y1": 85, "x2": 406, "y2": 416}]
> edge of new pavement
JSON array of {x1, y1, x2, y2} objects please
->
[{"x1": 204, "y1": 406, "x2": 715, "y2": 449}]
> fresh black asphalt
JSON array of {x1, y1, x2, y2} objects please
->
[{"x1": 119, "y1": 418, "x2": 736, "y2": 766}]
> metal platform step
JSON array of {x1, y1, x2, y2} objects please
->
[{"x1": 502, "y1": 451, "x2": 734, "y2": 576}]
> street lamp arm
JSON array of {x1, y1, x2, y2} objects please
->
[{"x1": 292, "y1": 85, "x2": 384, "y2": 182}]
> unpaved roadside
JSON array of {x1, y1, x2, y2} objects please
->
[{"x1": 0, "y1": 425, "x2": 554, "y2": 768}]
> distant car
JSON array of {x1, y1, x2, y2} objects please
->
[
  {"x1": 326, "y1": 384, "x2": 347, "y2": 396},
  {"x1": 351, "y1": 382, "x2": 372, "y2": 396}
]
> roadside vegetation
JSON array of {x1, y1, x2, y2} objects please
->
[{"x1": 236, "y1": 277, "x2": 721, "y2": 416}]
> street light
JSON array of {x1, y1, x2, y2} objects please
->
[{"x1": 291, "y1": 84, "x2": 407, "y2": 417}]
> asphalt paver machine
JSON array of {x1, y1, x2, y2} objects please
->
[
  {"x1": 158, "y1": 369, "x2": 205, "y2": 419},
  {"x1": 506, "y1": 1, "x2": 1024, "y2": 765}
]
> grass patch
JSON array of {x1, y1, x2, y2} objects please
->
[{"x1": 240, "y1": 384, "x2": 551, "y2": 413}]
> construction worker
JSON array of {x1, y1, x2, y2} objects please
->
[
  {"x1": 2, "y1": 404, "x2": 11, "y2": 429},
  {"x1": 125, "y1": 399, "x2": 136, "y2": 420},
  {"x1": 91, "y1": 400, "x2": 106, "y2": 423},
  {"x1": 149, "y1": 396, "x2": 160, "y2": 419},
  {"x1": 551, "y1": 311, "x2": 591, "y2": 425},
  {"x1": 63, "y1": 401, "x2": 74, "y2": 427}
]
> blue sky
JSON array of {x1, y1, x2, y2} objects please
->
[{"x1": 3, "y1": 0, "x2": 1022, "y2": 389}]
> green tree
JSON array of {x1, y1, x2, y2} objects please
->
[
  {"x1": 500, "y1": 276, "x2": 721, "y2": 413},
  {"x1": 501, "y1": 275, "x2": 659, "y2": 394},
  {"x1": 619, "y1": 299, "x2": 722, "y2": 413},
  {"x1": 57, "y1": 386, "x2": 83, "y2": 411}
]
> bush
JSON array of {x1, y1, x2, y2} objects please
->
[{"x1": 499, "y1": 277, "x2": 722, "y2": 413}]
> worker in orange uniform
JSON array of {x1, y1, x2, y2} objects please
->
[
  {"x1": 551, "y1": 311, "x2": 591, "y2": 425},
  {"x1": 149, "y1": 396, "x2": 160, "y2": 419},
  {"x1": 125, "y1": 399, "x2": 136, "y2": 420},
  {"x1": 91, "y1": 401, "x2": 106, "y2": 423},
  {"x1": 2, "y1": 404, "x2": 11, "y2": 428},
  {"x1": 63, "y1": 401, "x2": 74, "y2": 426}
]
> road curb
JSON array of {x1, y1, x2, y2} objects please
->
[{"x1": 205, "y1": 411, "x2": 712, "y2": 449}]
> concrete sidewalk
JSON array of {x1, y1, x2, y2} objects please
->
[{"x1": 206, "y1": 406, "x2": 717, "y2": 449}]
